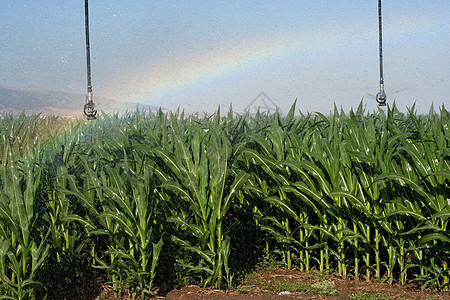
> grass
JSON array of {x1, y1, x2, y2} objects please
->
[
  {"x1": 264, "y1": 276, "x2": 310, "y2": 293},
  {"x1": 311, "y1": 281, "x2": 338, "y2": 295},
  {"x1": 349, "y1": 289, "x2": 395, "y2": 300},
  {"x1": 237, "y1": 268, "x2": 337, "y2": 296},
  {"x1": 264, "y1": 278, "x2": 337, "y2": 295}
]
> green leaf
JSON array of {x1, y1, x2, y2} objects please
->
[
  {"x1": 419, "y1": 233, "x2": 450, "y2": 245},
  {"x1": 264, "y1": 196, "x2": 301, "y2": 224},
  {"x1": 387, "y1": 204, "x2": 427, "y2": 221},
  {"x1": 328, "y1": 190, "x2": 369, "y2": 216}
]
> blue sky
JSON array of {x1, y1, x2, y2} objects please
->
[{"x1": 1, "y1": 1, "x2": 449, "y2": 114}]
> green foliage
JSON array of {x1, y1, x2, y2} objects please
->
[
  {"x1": 265, "y1": 276, "x2": 310, "y2": 293},
  {"x1": 0, "y1": 111, "x2": 72, "y2": 162},
  {"x1": 256, "y1": 275, "x2": 337, "y2": 295},
  {"x1": 0, "y1": 152, "x2": 50, "y2": 299},
  {"x1": 349, "y1": 289, "x2": 393, "y2": 300},
  {"x1": 0, "y1": 102, "x2": 449, "y2": 298},
  {"x1": 311, "y1": 280, "x2": 337, "y2": 295}
]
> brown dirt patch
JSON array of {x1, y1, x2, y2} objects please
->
[
  {"x1": 163, "y1": 269, "x2": 449, "y2": 300},
  {"x1": 47, "y1": 268, "x2": 450, "y2": 300}
]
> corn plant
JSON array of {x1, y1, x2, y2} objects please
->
[
  {"x1": 0, "y1": 112, "x2": 71, "y2": 162},
  {"x1": 58, "y1": 117, "x2": 164, "y2": 297},
  {"x1": 139, "y1": 112, "x2": 248, "y2": 288},
  {"x1": 0, "y1": 152, "x2": 50, "y2": 299},
  {"x1": 0, "y1": 103, "x2": 447, "y2": 297}
]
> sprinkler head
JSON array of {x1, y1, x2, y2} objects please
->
[
  {"x1": 83, "y1": 91, "x2": 97, "y2": 120},
  {"x1": 83, "y1": 102, "x2": 97, "y2": 120},
  {"x1": 376, "y1": 90, "x2": 387, "y2": 107},
  {"x1": 84, "y1": 103, "x2": 97, "y2": 120}
]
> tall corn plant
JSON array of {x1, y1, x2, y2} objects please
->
[
  {"x1": 237, "y1": 103, "x2": 448, "y2": 287},
  {"x1": 341, "y1": 105, "x2": 393, "y2": 281},
  {"x1": 0, "y1": 151, "x2": 50, "y2": 299},
  {"x1": 36, "y1": 124, "x2": 103, "y2": 294},
  {"x1": 374, "y1": 106, "x2": 450, "y2": 288},
  {"x1": 239, "y1": 114, "x2": 301, "y2": 270},
  {"x1": 139, "y1": 111, "x2": 248, "y2": 288},
  {"x1": 337, "y1": 104, "x2": 449, "y2": 287},
  {"x1": 0, "y1": 112, "x2": 71, "y2": 162},
  {"x1": 1, "y1": 105, "x2": 447, "y2": 296},
  {"x1": 273, "y1": 107, "x2": 362, "y2": 277},
  {"x1": 62, "y1": 116, "x2": 165, "y2": 298},
  {"x1": 238, "y1": 104, "x2": 332, "y2": 272}
]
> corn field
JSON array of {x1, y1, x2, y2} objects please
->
[{"x1": 0, "y1": 102, "x2": 449, "y2": 299}]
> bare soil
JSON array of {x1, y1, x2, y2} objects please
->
[
  {"x1": 51, "y1": 268, "x2": 449, "y2": 300},
  {"x1": 163, "y1": 269, "x2": 449, "y2": 300}
]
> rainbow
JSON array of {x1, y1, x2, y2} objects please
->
[{"x1": 101, "y1": 14, "x2": 447, "y2": 110}]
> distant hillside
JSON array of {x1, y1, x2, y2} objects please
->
[
  {"x1": 0, "y1": 86, "x2": 164, "y2": 117},
  {"x1": 0, "y1": 87, "x2": 82, "y2": 111},
  {"x1": 0, "y1": 86, "x2": 128, "y2": 117}
]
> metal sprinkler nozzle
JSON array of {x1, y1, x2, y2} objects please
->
[
  {"x1": 83, "y1": 90, "x2": 97, "y2": 119},
  {"x1": 376, "y1": 80, "x2": 387, "y2": 107}
]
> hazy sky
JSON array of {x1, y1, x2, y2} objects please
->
[{"x1": 1, "y1": 1, "x2": 449, "y2": 114}]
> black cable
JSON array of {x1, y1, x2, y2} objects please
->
[{"x1": 376, "y1": 0, "x2": 387, "y2": 106}]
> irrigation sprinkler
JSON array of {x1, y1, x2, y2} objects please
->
[
  {"x1": 83, "y1": 0, "x2": 97, "y2": 120},
  {"x1": 376, "y1": 0, "x2": 387, "y2": 107}
]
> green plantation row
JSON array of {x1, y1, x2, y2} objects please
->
[{"x1": 0, "y1": 103, "x2": 449, "y2": 299}]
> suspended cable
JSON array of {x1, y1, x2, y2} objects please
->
[
  {"x1": 83, "y1": 0, "x2": 97, "y2": 120},
  {"x1": 376, "y1": 0, "x2": 387, "y2": 106}
]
